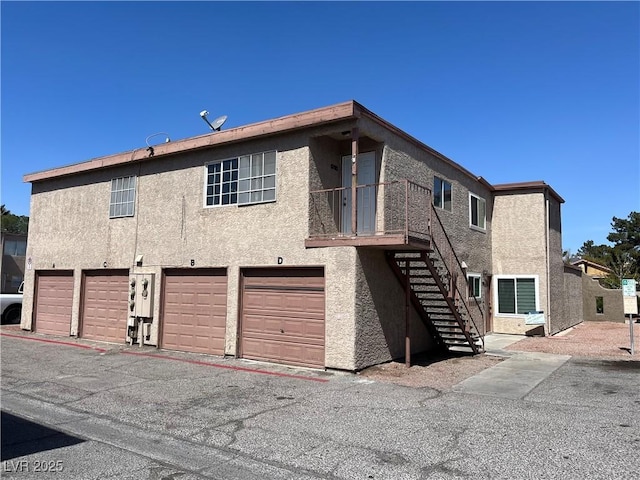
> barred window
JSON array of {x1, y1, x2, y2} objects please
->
[{"x1": 110, "y1": 176, "x2": 136, "y2": 218}]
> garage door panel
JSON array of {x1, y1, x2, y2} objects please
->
[
  {"x1": 34, "y1": 273, "x2": 73, "y2": 336},
  {"x1": 81, "y1": 271, "x2": 129, "y2": 343},
  {"x1": 244, "y1": 292, "x2": 324, "y2": 319},
  {"x1": 242, "y1": 338, "x2": 324, "y2": 367},
  {"x1": 243, "y1": 331, "x2": 324, "y2": 347},
  {"x1": 241, "y1": 268, "x2": 325, "y2": 368},
  {"x1": 161, "y1": 270, "x2": 227, "y2": 356},
  {"x1": 242, "y1": 313, "x2": 324, "y2": 339}
]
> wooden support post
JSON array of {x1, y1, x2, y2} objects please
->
[
  {"x1": 351, "y1": 127, "x2": 358, "y2": 235},
  {"x1": 405, "y1": 259, "x2": 411, "y2": 368}
]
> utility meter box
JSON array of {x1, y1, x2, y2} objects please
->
[{"x1": 129, "y1": 273, "x2": 154, "y2": 318}]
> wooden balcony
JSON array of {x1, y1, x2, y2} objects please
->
[{"x1": 306, "y1": 180, "x2": 433, "y2": 250}]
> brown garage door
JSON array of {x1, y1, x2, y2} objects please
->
[
  {"x1": 81, "y1": 270, "x2": 129, "y2": 343},
  {"x1": 161, "y1": 269, "x2": 227, "y2": 355},
  {"x1": 34, "y1": 271, "x2": 73, "y2": 336},
  {"x1": 240, "y1": 268, "x2": 325, "y2": 368}
]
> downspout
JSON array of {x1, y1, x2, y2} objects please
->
[{"x1": 544, "y1": 190, "x2": 551, "y2": 336}]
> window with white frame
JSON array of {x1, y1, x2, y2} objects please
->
[
  {"x1": 469, "y1": 193, "x2": 486, "y2": 230},
  {"x1": 109, "y1": 176, "x2": 136, "y2": 218},
  {"x1": 468, "y1": 273, "x2": 482, "y2": 299},
  {"x1": 205, "y1": 151, "x2": 276, "y2": 207},
  {"x1": 433, "y1": 176, "x2": 452, "y2": 211},
  {"x1": 496, "y1": 276, "x2": 538, "y2": 315}
]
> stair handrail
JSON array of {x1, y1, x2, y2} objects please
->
[{"x1": 428, "y1": 204, "x2": 485, "y2": 346}]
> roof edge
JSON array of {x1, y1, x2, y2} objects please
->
[
  {"x1": 354, "y1": 103, "x2": 484, "y2": 185},
  {"x1": 492, "y1": 181, "x2": 565, "y2": 203},
  {"x1": 571, "y1": 258, "x2": 613, "y2": 273},
  {"x1": 24, "y1": 100, "x2": 359, "y2": 183}
]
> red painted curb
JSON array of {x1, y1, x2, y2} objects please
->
[
  {"x1": 1, "y1": 332, "x2": 329, "y2": 383},
  {"x1": 0, "y1": 332, "x2": 107, "y2": 353},
  {"x1": 120, "y1": 350, "x2": 330, "y2": 383}
]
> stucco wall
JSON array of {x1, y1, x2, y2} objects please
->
[
  {"x1": 491, "y1": 192, "x2": 548, "y2": 335},
  {"x1": 554, "y1": 265, "x2": 584, "y2": 334},
  {"x1": 582, "y1": 275, "x2": 625, "y2": 323},
  {"x1": 22, "y1": 131, "x2": 360, "y2": 370},
  {"x1": 547, "y1": 195, "x2": 568, "y2": 333},
  {"x1": 354, "y1": 249, "x2": 434, "y2": 370}
]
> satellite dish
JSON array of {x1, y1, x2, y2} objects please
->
[
  {"x1": 210, "y1": 115, "x2": 227, "y2": 131},
  {"x1": 200, "y1": 110, "x2": 228, "y2": 132}
]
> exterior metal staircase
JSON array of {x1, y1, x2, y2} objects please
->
[
  {"x1": 308, "y1": 178, "x2": 485, "y2": 355},
  {"x1": 386, "y1": 236, "x2": 485, "y2": 354},
  {"x1": 386, "y1": 250, "x2": 483, "y2": 354}
]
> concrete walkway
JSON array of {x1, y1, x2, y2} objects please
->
[{"x1": 452, "y1": 334, "x2": 571, "y2": 399}]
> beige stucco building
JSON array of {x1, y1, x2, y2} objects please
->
[{"x1": 20, "y1": 101, "x2": 583, "y2": 371}]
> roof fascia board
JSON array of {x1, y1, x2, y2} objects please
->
[
  {"x1": 492, "y1": 181, "x2": 565, "y2": 204},
  {"x1": 24, "y1": 101, "x2": 359, "y2": 183},
  {"x1": 571, "y1": 259, "x2": 613, "y2": 273}
]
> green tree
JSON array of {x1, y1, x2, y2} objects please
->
[
  {"x1": 576, "y1": 240, "x2": 612, "y2": 265},
  {"x1": 600, "y1": 249, "x2": 638, "y2": 289},
  {"x1": 608, "y1": 212, "x2": 639, "y2": 286},
  {"x1": 0, "y1": 208, "x2": 29, "y2": 235},
  {"x1": 576, "y1": 212, "x2": 640, "y2": 289},
  {"x1": 607, "y1": 212, "x2": 640, "y2": 248}
]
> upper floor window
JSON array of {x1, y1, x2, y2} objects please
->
[
  {"x1": 469, "y1": 193, "x2": 486, "y2": 230},
  {"x1": 110, "y1": 176, "x2": 136, "y2": 218},
  {"x1": 496, "y1": 276, "x2": 538, "y2": 315},
  {"x1": 205, "y1": 151, "x2": 276, "y2": 207},
  {"x1": 433, "y1": 177, "x2": 452, "y2": 211},
  {"x1": 468, "y1": 273, "x2": 482, "y2": 299}
]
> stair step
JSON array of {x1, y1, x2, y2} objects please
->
[
  {"x1": 443, "y1": 338, "x2": 475, "y2": 346},
  {"x1": 439, "y1": 334, "x2": 468, "y2": 340},
  {"x1": 413, "y1": 290, "x2": 444, "y2": 296},
  {"x1": 432, "y1": 321, "x2": 460, "y2": 327},
  {"x1": 435, "y1": 327, "x2": 464, "y2": 333}
]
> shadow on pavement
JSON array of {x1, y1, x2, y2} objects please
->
[{"x1": 1, "y1": 411, "x2": 85, "y2": 461}]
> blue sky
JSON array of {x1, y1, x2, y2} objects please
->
[{"x1": 2, "y1": 1, "x2": 638, "y2": 253}]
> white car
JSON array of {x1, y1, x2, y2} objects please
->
[{"x1": 1, "y1": 281, "x2": 23, "y2": 324}]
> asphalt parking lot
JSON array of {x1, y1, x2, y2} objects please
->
[{"x1": 1, "y1": 330, "x2": 639, "y2": 479}]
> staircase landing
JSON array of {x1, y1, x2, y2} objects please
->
[{"x1": 305, "y1": 234, "x2": 431, "y2": 250}]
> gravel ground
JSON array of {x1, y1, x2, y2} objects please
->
[
  {"x1": 506, "y1": 320, "x2": 640, "y2": 359},
  {"x1": 359, "y1": 321, "x2": 640, "y2": 390},
  {"x1": 358, "y1": 351, "x2": 503, "y2": 390}
]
